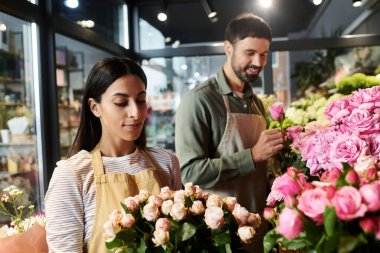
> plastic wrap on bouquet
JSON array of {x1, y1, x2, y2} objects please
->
[{"x1": 0, "y1": 223, "x2": 48, "y2": 253}]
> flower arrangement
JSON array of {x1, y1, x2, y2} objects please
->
[
  {"x1": 263, "y1": 85, "x2": 380, "y2": 253},
  {"x1": 103, "y1": 183, "x2": 262, "y2": 253},
  {"x1": 0, "y1": 185, "x2": 45, "y2": 238}
]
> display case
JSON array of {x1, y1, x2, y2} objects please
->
[
  {"x1": 0, "y1": 17, "x2": 42, "y2": 226},
  {"x1": 55, "y1": 47, "x2": 84, "y2": 158}
]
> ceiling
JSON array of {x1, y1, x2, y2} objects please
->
[{"x1": 134, "y1": 0, "x2": 321, "y2": 45}]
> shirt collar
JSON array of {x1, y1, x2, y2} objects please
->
[{"x1": 216, "y1": 67, "x2": 254, "y2": 98}]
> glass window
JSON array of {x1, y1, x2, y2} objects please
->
[
  {"x1": 0, "y1": 12, "x2": 43, "y2": 220},
  {"x1": 55, "y1": 34, "x2": 113, "y2": 158},
  {"x1": 55, "y1": 0, "x2": 129, "y2": 48},
  {"x1": 143, "y1": 55, "x2": 225, "y2": 151}
]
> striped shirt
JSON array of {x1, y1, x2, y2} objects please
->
[{"x1": 45, "y1": 147, "x2": 182, "y2": 253}]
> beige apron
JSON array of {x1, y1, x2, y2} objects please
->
[
  {"x1": 87, "y1": 147, "x2": 169, "y2": 253},
  {"x1": 209, "y1": 95, "x2": 267, "y2": 253}
]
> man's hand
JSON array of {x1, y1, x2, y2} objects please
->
[{"x1": 251, "y1": 129, "x2": 284, "y2": 162}]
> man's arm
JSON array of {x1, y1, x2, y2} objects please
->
[{"x1": 175, "y1": 91, "x2": 256, "y2": 189}]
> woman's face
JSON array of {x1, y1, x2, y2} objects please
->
[{"x1": 90, "y1": 74, "x2": 147, "y2": 144}]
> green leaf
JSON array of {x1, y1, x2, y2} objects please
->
[
  {"x1": 179, "y1": 222, "x2": 197, "y2": 241},
  {"x1": 225, "y1": 243, "x2": 232, "y2": 253},
  {"x1": 116, "y1": 229, "x2": 138, "y2": 243},
  {"x1": 263, "y1": 229, "x2": 282, "y2": 253},
  {"x1": 212, "y1": 229, "x2": 231, "y2": 245},
  {"x1": 105, "y1": 238, "x2": 124, "y2": 249},
  {"x1": 137, "y1": 237, "x2": 147, "y2": 253},
  {"x1": 323, "y1": 207, "x2": 337, "y2": 237},
  {"x1": 338, "y1": 235, "x2": 360, "y2": 253},
  {"x1": 282, "y1": 237, "x2": 309, "y2": 250}
]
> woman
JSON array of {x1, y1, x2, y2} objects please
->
[{"x1": 45, "y1": 57, "x2": 182, "y2": 253}]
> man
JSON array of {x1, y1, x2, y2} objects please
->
[{"x1": 175, "y1": 13, "x2": 284, "y2": 253}]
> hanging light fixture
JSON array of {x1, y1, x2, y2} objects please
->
[
  {"x1": 200, "y1": 0, "x2": 218, "y2": 19},
  {"x1": 157, "y1": 0, "x2": 168, "y2": 22},
  {"x1": 352, "y1": 0, "x2": 363, "y2": 7},
  {"x1": 312, "y1": 0, "x2": 322, "y2": 5}
]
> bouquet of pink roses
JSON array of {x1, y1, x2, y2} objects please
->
[
  {"x1": 104, "y1": 183, "x2": 261, "y2": 253},
  {"x1": 263, "y1": 86, "x2": 380, "y2": 253}
]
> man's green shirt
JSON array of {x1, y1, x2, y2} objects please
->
[{"x1": 174, "y1": 67, "x2": 266, "y2": 189}]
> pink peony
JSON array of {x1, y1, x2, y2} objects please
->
[
  {"x1": 297, "y1": 188, "x2": 330, "y2": 225},
  {"x1": 330, "y1": 134, "x2": 368, "y2": 167},
  {"x1": 276, "y1": 207, "x2": 303, "y2": 239},
  {"x1": 340, "y1": 108, "x2": 380, "y2": 135},
  {"x1": 359, "y1": 182, "x2": 380, "y2": 212},
  {"x1": 324, "y1": 97, "x2": 351, "y2": 120},
  {"x1": 269, "y1": 102, "x2": 284, "y2": 121},
  {"x1": 204, "y1": 207, "x2": 225, "y2": 229},
  {"x1": 332, "y1": 186, "x2": 367, "y2": 221}
]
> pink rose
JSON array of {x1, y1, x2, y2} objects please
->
[
  {"x1": 170, "y1": 203, "x2": 187, "y2": 221},
  {"x1": 345, "y1": 169, "x2": 359, "y2": 185},
  {"x1": 194, "y1": 185, "x2": 203, "y2": 199},
  {"x1": 247, "y1": 213, "x2": 261, "y2": 229},
  {"x1": 189, "y1": 200, "x2": 205, "y2": 215},
  {"x1": 332, "y1": 186, "x2": 367, "y2": 221},
  {"x1": 173, "y1": 190, "x2": 186, "y2": 204},
  {"x1": 263, "y1": 207, "x2": 276, "y2": 221},
  {"x1": 232, "y1": 204, "x2": 250, "y2": 226},
  {"x1": 184, "y1": 182, "x2": 196, "y2": 196},
  {"x1": 297, "y1": 188, "x2": 330, "y2": 225},
  {"x1": 152, "y1": 230, "x2": 170, "y2": 245},
  {"x1": 121, "y1": 213, "x2": 135, "y2": 229},
  {"x1": 137, "y1": 189, "x2": 150, "y2": 203},
  {"x1": 155, "y1": 218, "x2": 171, "y2": 232},
  {"x1": 206, "y1": 194, "x2": 223, "y2": 208},
  {"x1": 109, "y1": 210, "x2": 123, "y2": 228},
  {"x1": 142, "y1": 202, "x2": 160, "y2": 221},
  {"x1": 368, "y1": 133, "x2": 380, "y2": 158},
  {"x1": 237, "y1": 226, "x2": 255, "y2": 244},
  {"x1": 276, "y1": 207, "x2": 303, "y2": 239},
  {"x1": 223, "y1": 197, "x2": 237, "y2": 212},
  {"x1": 148, "y1": 195, "x2": 163, "y2": 207},
  {"x1": 161, "y1": 199, "x2": 174, "y2": 215},
  {"x1": 286, "y1": 126, "x2": 303, "y2": 141},
  {"x1": 330, "y1": 134, "x2": 368, "y2": 167},
  {"x1": 360, "y1": 217, "x2": 377, "y2": 233},
  {"x1": 275, "y1": 174, "x2": 303, "y2": 196},
  {"x1": 269, "y1": 102, "x2": 284, "y2": 121},
  {"x1": 359, "y1": 182, "x2": 380, "y2": 212},
  {"x1": 324, "y1": 97, "x2": 351, "y2": 120},
  {"x1": 159, "y1": 186, "x2": 174, "y2": 200},
  {"x1": 340, "y1": 108, "x2": 380, "y2": 134},
  {"x1": 284, "y1": 195, "x2": 298, "y2": 208},
  {"x1": 205, "y1": 207, "x2": 225, "y2": 229},
  {"x1": 123, "y1": 196, "x2": 139, "y2": 213}
]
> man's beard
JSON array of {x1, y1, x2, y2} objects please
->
[{"x1": 231, "y1": 55, "x2": 261, "y2": 85}]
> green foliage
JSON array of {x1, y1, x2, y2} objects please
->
[{"x1": 336, "y1": 73, "x2": 380, "y2": 95}]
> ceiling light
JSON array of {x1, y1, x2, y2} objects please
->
[
  {"x1": 157, "y1": 12, "x2": 167, "y2": 22},
  {"x1": 76, "y1": 20, "x2": 94, "y2": 28},
  {"x1": 64, "y1": 0, "x2": 79, "y2": 9},
  {"x1": 352, "y1": 0, "x2": 362, "y2": 7},
  {"x1": 200, "y1": 0, "x2": 218, "y2": 20},
  {"x1": 157, "y1": 0, "x2": 168, "y2": 22},
  {"x1": 259, "y1": 0, "x2": 272, "y2": 8},
  {"x1": 313, "y1": 0, "x2": 322, "y2": 5}
]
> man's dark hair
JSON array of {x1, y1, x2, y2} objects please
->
[{"x1": 225, "y1": 13, "x2": 272, "y2": 44}]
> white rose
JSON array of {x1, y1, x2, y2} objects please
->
[
  {"x1": 160, "y1": 186, "x2": 174, "y2": 200},
  {"x1": 238, "y1": 226, "x2": 255, "y2": 244},
  {"x1": 223, "y1": 197, "x2": 237, "y2": 212},
  {"x1": 123, "y1": 196, "x2": 139, "y2": 213},
  {"x1": 121, "y1": 213, "x2": 135, "y2": 229},
  {"x1": 161, "y1": 199, "x2": 174, "y2": 215},
  {"x1": 173, "y1": 190, "x2": 186, "y2": 204},
  {"x1": 204, "y1": 207, "x2": 224, "y2": 229},
  {"x1": 142, "y1": 202, "x2": 160, "y2": 221},
  {"x1": 232, "y1": 204, "x2": 250, "y2": 226},
  {"x1": 148, "y1": 195, "x2": 163, "y2": 207},
  {"x1": 170, "y1": 203, "x2": 187, "y2": 221},
  {"x1": 189, "y1": 200, "x2": 205, "y2": 215},
  {"x1": 152, "y1": 230, "x2": 170, "y2": 245},
  {"x1": 206, "y1": 194, "x2": 223, "y2": 208}
]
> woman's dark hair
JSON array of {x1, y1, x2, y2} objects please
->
[
  {"x1": 225, "y1": 13, "x2": 272, "y2": 45},
  {"x1": 69, "y1": 57, "x2": 148, "y2": 156}
]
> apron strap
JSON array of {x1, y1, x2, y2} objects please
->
[
  {"x1": 222, "y1": 95, "x2": 231, "y2": 113},
  {"x1": 139, "y1": 148, "x2": 171, "y2": 188},
  {"x1": 91, "y1": 146, "x2": 105, "y2": 176}
]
